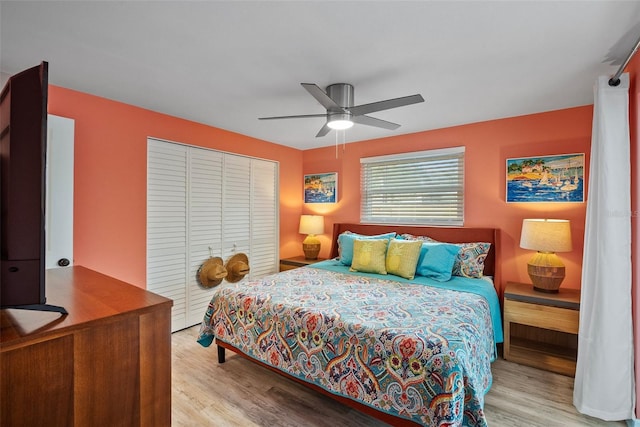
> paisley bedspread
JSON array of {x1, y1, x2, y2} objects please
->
[{"x1": 197, "y1": 264, "x2": 500, "y2": 426}]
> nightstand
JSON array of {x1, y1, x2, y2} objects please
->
[
  {"x1": 503, "y1": 281, "x2": 580, "y2": 376},
  {"x1": 279, "y1": 256, "x2": 326, "y2": 271}
]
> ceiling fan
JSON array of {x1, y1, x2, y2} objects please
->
[{"x1": 259, "y1": 83, "x2": 425, "y2": 137}]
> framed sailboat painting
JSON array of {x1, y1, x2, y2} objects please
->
[
  {"x1": 506, "y1": 153, "x2": 584, "y2": 203},
  {"x1": 304, "y1": 172, "x2": 337, "y2": 203}
]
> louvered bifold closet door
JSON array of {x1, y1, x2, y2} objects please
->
[
  {"x1": 222, "y1": 155, "x2": 251, "y2": 261},
  {"x1": 250, "y1": 159, "x2": 278, "y2": 279},
  {"x1": 147, "y1": 140, "x2": 188, "y2": 331},
  {"x1": 186, "y1": 147, "x2": 223, "y2": 326},
  {"x1": 148, "y1": 139, "x2": 279, "y2": 331}
]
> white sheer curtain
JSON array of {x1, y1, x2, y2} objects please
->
[{"x1": 573, "y1": 73, "x2": 635, "y2": 420}]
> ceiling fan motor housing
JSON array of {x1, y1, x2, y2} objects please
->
[{"x1": 326, "y1": 83, "x2": 354, "y2": 109}]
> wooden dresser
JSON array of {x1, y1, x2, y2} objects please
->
[{"x1": 0, "y1": 266, "x2": 173, "y2": 427}]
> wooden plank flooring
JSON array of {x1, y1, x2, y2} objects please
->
[{"x1": 172, "y1": 326, "x2": 624, "y2": 426}]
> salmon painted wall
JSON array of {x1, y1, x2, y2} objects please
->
[
  {"x1": 299, "y1": 107, "x2": 592, "y2": 294},
  {"x1": 627, "y1": 53, "x2": 640, "y2": 420},
  {"x1": 47, "y1": 85, "x2": 303, "y2": 288}
]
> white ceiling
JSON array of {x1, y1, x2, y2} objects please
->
[{"x1": 2, "y1": 1, "x2": 639, "y2": 150}]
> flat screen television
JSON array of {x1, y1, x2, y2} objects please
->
[{"x1": 1, "y1": 61, "x2": 66, "y2": 314}]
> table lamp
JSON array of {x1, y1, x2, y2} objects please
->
[
  {"x1": 519, "y1": 219, "x2": 572, "y2": 293},
  {"x1": 299, "y1": 215, "x2": 324, "y2": 260}
]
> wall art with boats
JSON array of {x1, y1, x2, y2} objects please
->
[
  {"x1": 304, "y1": 172, "x2": 337, "y2": 204},
  {"x1": 506, "y1": 153, "x2": 584, "y2": 203}
]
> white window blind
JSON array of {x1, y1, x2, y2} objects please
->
[{"x1": 360, "y1": 146, "x2": 465, "y2": 226}]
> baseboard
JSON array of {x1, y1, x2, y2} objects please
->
[{"x1": 627, "y1": 418, "x2": 640, "y2": 427}]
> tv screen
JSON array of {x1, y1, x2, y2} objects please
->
[{"x1": 1, "y1": 61, "x2": 66, "y2": 314}]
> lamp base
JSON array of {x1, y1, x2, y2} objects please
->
[
  {"x1": 303, "y1": 244, "x2": 320, "y2": 260},
  {"x1": 302, "y1": 235, "x2": 321, "y2": 260},
  {"x1": 527, "y1": 252, "x2": 565, "y2": 293}
]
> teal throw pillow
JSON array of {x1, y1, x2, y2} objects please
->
[{"x1": 415, "y1": 242, "x2": 460, "y2": 281}]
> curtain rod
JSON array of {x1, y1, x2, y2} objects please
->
[{"x1": 609, "y1": 34, "x2": 640, "y2": 86}]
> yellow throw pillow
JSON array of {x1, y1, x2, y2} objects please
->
[
  {"x1": 349, "y1": 239, "x2": 389, "y2": 274},
  {"x1": 386, "y1": 239, "x2": 423, "y2": 279}
]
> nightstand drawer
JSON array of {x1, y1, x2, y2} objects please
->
[
  {"x1": 279, "y1": 256, "x2": 326, "y2": 272},
  {"x1": 279, "y1": 263, "x2": 300, "y2": 272},
  {"x1": 504, "y1": 299, "x2": 579, "y2": 334}
]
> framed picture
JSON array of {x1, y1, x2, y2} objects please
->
[
  {"x1": 506, "y1": 153, "x2": 584, "y2": 203},
  {"x1": 304, "y1": 172, "x2": 337, "y2": 203}
]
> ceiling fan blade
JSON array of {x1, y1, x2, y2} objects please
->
[
  {"x1": 315, "y1": 123, "x2": 332, "y2": 137},
  {"x1": 352, "y1": 114, "x2": 400, "y2": 130},
  {"x1": 349, "y1": 94, "x2": 424, "y2": 116},
  {"x1": 259, "y1": 113, "x2": 327, "y2": 120},
  {"x1": 301, "y1": 83, "x2": 343, "y2": 111}
]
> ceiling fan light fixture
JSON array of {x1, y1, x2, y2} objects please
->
[
  {"x1": 327, "y1": 119, "x2": 354, "y2": 130},
  {"x1": 327, "y1": 112, "x2": 354, "y2": 130}
]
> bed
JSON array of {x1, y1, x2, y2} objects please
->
[{"x1": 198, "y1": 223, "x2": 502, "y2": 426}]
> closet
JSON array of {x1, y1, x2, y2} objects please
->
[{"x1": 146, "y1": 138, "x2": 278, "y2": 331}]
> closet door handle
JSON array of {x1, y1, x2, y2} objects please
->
[{"x1": 58, "y1": 258, "x2": 70, "y2": 267}]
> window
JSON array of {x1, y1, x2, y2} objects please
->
[{"x1": 360, "y1": 146, "x2": 464, "y2": 226}]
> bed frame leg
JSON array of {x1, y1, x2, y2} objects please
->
[{"x1": 217, "y1": 345, "x2": 226, "y2": 363}]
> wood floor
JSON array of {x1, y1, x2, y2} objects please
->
[{"x1": 172, "y1": 326, "x2": 624, "y2": 426}]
